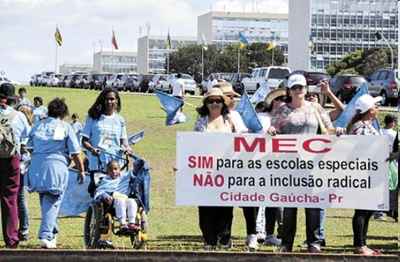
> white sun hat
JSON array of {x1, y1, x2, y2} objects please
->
[
  {"x1": 287, "y1": 74, "x2": 307, "y2": 88},
  {"x1": 355, "y1": 94, "x2": 382, "y2": 114}
]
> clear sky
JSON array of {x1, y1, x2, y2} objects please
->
[{"x1": 0, "y1": 0, "x2": 288, "y2": 82}]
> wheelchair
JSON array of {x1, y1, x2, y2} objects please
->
[{"x1": 83, "y1": 151, "x2": 150, "y2": 249}]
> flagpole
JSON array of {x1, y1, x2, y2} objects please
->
[
  {"x1": 55, "y1": 40, "x2": 58, "y2": 73},
  {"x1": 167, "y1": 51, "x2": 170, "y2": 74},
  {"x1": 201, "y1": 47, "x2": 204, "y2": 82},
  {"x1": 272, "y1": 47, "x2": 274, "y2": 66},
  {"x1": 112, "y1": 29, "x2": 114, "y2": 73},
  {"x1": 54, "y1": 24, "x2": 58, "y2": 73},
  {"x1": 237, "y1": 47, "x2": 240, "y2": 74}
]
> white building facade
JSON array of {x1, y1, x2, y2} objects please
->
[
  {"x1": 289, "y1": 0, "x2": 398, "y2": 72},
  {"x1": 197, "y1": 11, "x2": 288, "y2": 54},
  {"x1": 137, "y1": 35, "x2": 197, "y2": 74},
  {"x1": 59, "y1": 64, "x2": 92, "y2": 74},
  {"x1": 93, "y1": 51, "x2": 137, "y2": 73}
]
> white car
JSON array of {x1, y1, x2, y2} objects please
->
[
  {"x1": 241, "y1": 66, "x2": 291, "y2": 94},
  {"x1": 167, "y1": 73, "x2": 197, "y2": 95},
  {"x1": 150, "y1": 74, "x2": 169, "y2": 93},
  {"x1": 106, "y1": 73, "x2": 125, "y2": 89}
]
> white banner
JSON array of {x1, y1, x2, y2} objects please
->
[{"x1": 176, "y1": 132, "x2": 389, "y2": 210}]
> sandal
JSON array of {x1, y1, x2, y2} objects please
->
[{"x1": 354, "y1": 246, "x2": 381, "y2": 256}]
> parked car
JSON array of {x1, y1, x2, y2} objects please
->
[
  {"x1": 123, "y1": 73, "x2": 139, "y2": 92},
  {"x1": 77, "y1": 74, "x2": 90, "y2": 89},
  {"x1": 30, "y1": 74, "x2": 41, "y2": 86},
  {"x1": 62, "y1": 74, "x2": 74, "y2": 88},
  {"x1": 39, "y1": 71, "x2": 55, "y2": 86},
  {"x1": 150, "y1": 74, "x2": 169, "y2": 93},
  {"x1": 329, "y1": 74, "x2": 368, "y2": 104},
  {"x1": 109, "y1": 73, "x2": 128, "y2": 91},
  {"x1": 46, "y1": 73, "x2": 63, "y2": 87},
  {"x1": 137, "y1": 74, "x2": 154, "y2": 92},
  {"x1": 241, "y1": 66, "x2": 291, "y2": 94},
  {"x1": 167, "y1": 73, "x2": 197, "y2": 95},
  {"x1": 367, "y1": 68, "x2": 399, "y2": 106},
  {"x1": 200, "y1": 73, "x2": 233, "y2": 95},
  {"x1": 71, "y1": 74, "x2": 84, "y2": 88},
  {"x1": 88, "y1": 73, "x2": 112, "y2": 90}
]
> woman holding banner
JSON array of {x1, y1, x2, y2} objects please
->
[
  {"x1": 255, "y1": 89, "x2": 287, "y2": 246},
  {"x1": 194, "y1": 88, "x2": 234, "y2": 250},
  {"x1": 272, "y1": 74, "x2": 333, "y2": 253},
  {"x1": 346, "y1": 94, "x2": 383, "y2": 256},
  {"x1": 219, "y1": 82, "x2": 260, "y2": 251}
]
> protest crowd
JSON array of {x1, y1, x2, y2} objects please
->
[{"x1": 0, "y1": 70, "x2": 398, "y2": 256}]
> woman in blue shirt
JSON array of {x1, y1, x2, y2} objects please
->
[
  {"x1": 27, "y1": 98, "x2": 85, "y2": 249},
  {"x1": 81, "y1": 88, "x2": 131, "y2": 173}
]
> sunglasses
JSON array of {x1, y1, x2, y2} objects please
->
[
  {"x1": 290, "y1": 85, "x2": 305, "y2": 90},
  {"x1": 274, "y1": 96, "x2": 286, "y2": 102},
  {"x1": 206, "y1": 99, "x2": 223, "y2": 105},
  {"x1": 306, "y1": 93, "x2": 318, "y2": 98}
]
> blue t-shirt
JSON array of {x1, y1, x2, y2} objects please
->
[
  {"x1": 72, "y1": 121, "x2": 83, "y2": 136},
  {"x1": 28, "y1": 117, "x2": 81, "y2": 164},
  {"x1": 81, "y1": 113, "x2": 128, "y2": 171},
  {"x1": 33, "y1": 105, "x2": 48, "y2": 123}
]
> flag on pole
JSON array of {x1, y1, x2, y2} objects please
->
[
  {"x1": 112, "y1": 30, "x2": 119, "y2": 50},
  {"x1": 266, "y1": 41, "x2": 276, "y2": 51},
  {"x1": 155, "y1": 90, "x2": 186, "y2": 126},
  {"x1": 235, "y1": 93, "x2": 263, "y2": 132},
  {"x1": 238, "y1": 32, "x2": 249, "y2": 49},
  {"x1": 54, "y1": 26, "x2": 63, "y2": 47},
  {"x1": 166, "y1": 31, "x2": 172, "y2": 49}
]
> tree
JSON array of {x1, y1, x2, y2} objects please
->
[
  {"x1": 168, "y1": 42, "x2": 285, "y2": 81},
  {"x1": 326, "y1": 48, "x2": 397, "y2": 76}
]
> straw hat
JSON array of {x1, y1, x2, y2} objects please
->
[
  {"x1": 203, "y1": 88, "x2": 229, "y2": 106},
  {"x1": 265, "y1": 88, "x2": 287, "y2": 106},
  {"x1": 216, "y1": 82, "x2": 240, "y2": 97}
]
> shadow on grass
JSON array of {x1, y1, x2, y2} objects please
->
[
  {"x1": 156, "y1": 235, "x2": 242, "y2": 242},
  {"x1": 326, "y1": 215, "x2": 352, "y2": 219},
  {"x1": 342, "y1": 235, "x2": 397, "y2": 241}
]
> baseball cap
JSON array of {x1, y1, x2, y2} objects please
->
[
  {"x1": 0, "y1": 83, "x2": 16, "y2": 99},
  {"x1": 355, "y1": 94, "x2": 382, "y2": 114},
  {"x1": 287, "y1": 74, "x2": 307, "y2": 88}
]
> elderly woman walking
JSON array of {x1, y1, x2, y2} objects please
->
[{"x1": 27, "y1": 98, "x2": 85, "y2": 248}]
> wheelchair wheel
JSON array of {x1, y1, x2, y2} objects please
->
[
  {"x1": 84, "y1": 205, "x2": 101, "y2": 248},
  {"x1": 130, "y1": 231, "x2": 146, "y2": 249}
]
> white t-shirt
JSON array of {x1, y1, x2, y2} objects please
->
[
  {"x1": 172, "y1": 78, "x2": 185, "y2": 97},
  {"x1": 257, "y1": 112, "x2": 272, "y2": 134},
  {"x1": 230, "y1": 110, "x2": 248, "y2": 133},
  {"x1": 382, "y1": 128, "x2": 397, "y2": 152}
]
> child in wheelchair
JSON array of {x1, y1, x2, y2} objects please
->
[{"x1": 94, "y1": 160, "x2": 141, "y2": 234}]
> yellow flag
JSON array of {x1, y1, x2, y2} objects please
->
[
  {"x1": 55, "y1": 27, "x2": 63, "y2": 47},
  {"x1": 266, "y1": 41, "x2": 276, "y2": 51}
]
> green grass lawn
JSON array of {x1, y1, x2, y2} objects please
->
[{"x1": 1, "y1": 86, "x2": 398, "y2": 253}]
